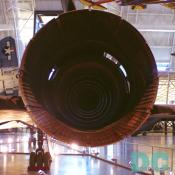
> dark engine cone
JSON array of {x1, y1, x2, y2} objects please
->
[{"x1": 19, "y1": 10, "x2": 158, "y2": 146}]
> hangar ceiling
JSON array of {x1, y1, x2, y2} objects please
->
[{"x1": 0, "y1": 0, "x2": 175, "y2": 104}]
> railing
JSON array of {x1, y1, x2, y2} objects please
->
[{"x1": 87, "y1": 139, "x2": 175, "y2": 175}]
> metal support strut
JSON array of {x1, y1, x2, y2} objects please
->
[{"x1": 28, "y1": 129, "x2": 52, "y2": 171}]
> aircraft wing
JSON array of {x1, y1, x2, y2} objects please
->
[
  {"x1": 0, "y1": 96, "x2": 34, "y2": 129},
  {"x1": 0, "y1": 95, "x2": 174, "y2": 131},
  {"x1": 152, "y1": 104, "x2": 175, "y2": 116},
  {"x1": 133, "y1": 104, "x2": 175, "y2": 135}
]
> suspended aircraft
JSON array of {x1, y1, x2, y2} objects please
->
[{"x1": 79, "y1": 0, "x2": 175, "y2": 10}]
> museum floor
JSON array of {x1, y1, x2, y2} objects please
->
[{"x1": 0, "y1": 131, "x2": 175, "y2": 175}]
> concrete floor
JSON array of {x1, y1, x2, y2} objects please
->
[
  {"x1": 1, "y1": 131, "x2": 175, "y2": 175},
  {"x1": 0, "y1": 132, "x2": 135, "y2": 175},
  {"x1": 0, "y1": 154, "x2": 135, "y2": 175}
]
